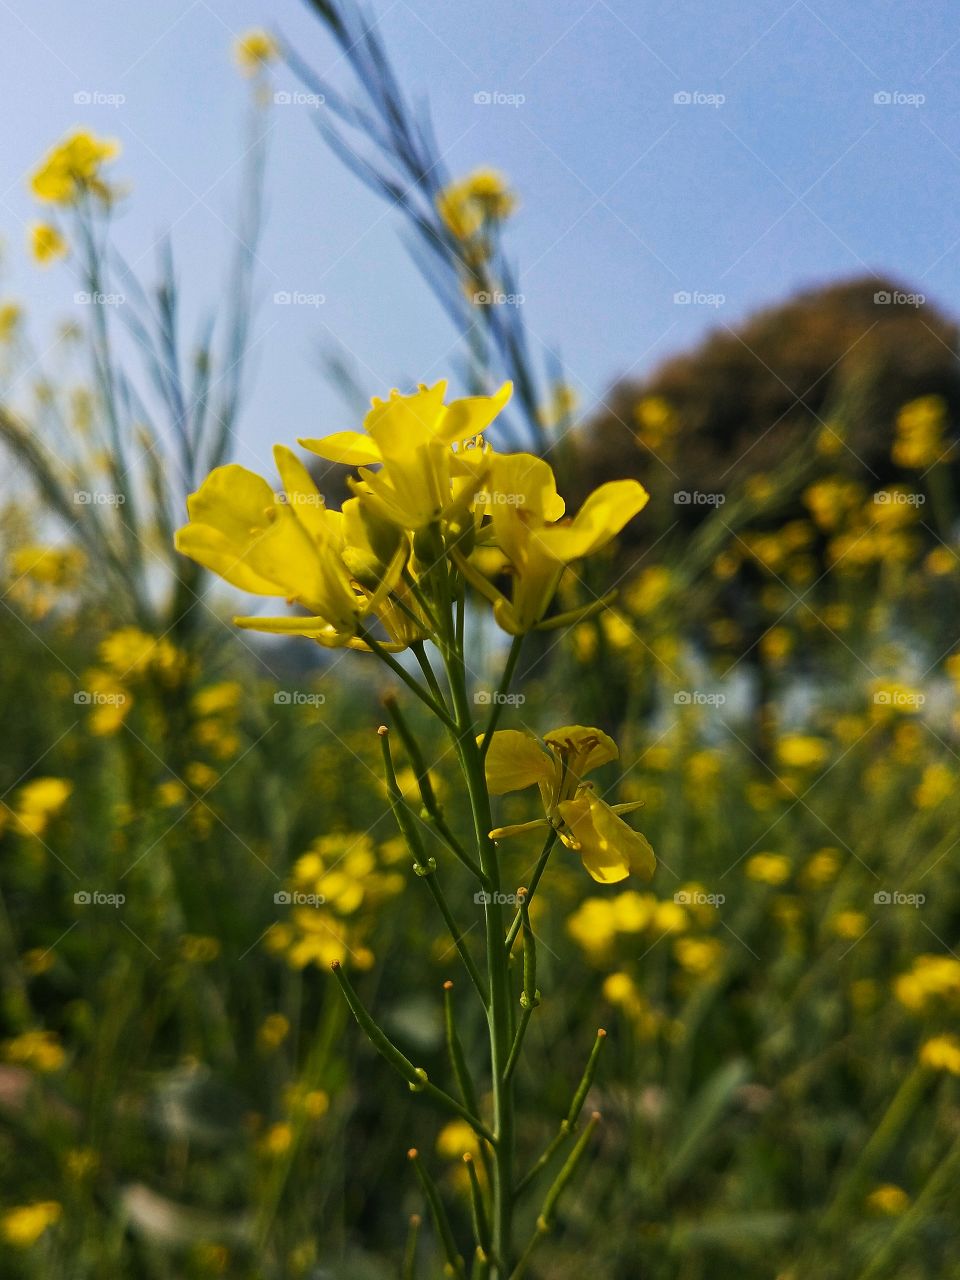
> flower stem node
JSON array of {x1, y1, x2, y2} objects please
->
[
  {"x1": 519, "y1": 988, "x2": 541, "y2": 1010},
  {"x1": 409, "y1": 1068, "x2": 429, "y2": 1093},
  {"x1": 413, "y1": 857, "x2": 437, "y2": 878}
]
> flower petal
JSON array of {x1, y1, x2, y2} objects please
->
[
  {"x1": 531, "y1": 479, "x2": 649, "y2": 564},
  {"x1": 298, "y1": 431, "x2": 383, "y2": 466},
  {"x1": 481, "y1": 729, "x2": 553, "y2": 795},
  {"x1": 557, "y1": 789, "x2": 655, "y2": 884}
]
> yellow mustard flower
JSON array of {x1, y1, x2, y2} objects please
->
[
  {"x1": 866, "y1": 1184, "x2": 910, "y2": 1215},
  {"x1": 31, "y1": 130, "x2": 120, "y2": 204},
  {"x1": 29, "y1": 222, "x2": 67, "y2": 265},
  {"x1": 0, "y1": 299, "x2": 22, "y2": 341},
  {"x1": 673, "y1": 936, "x2": 725, "y2": 975},
  {"x1": 920, "y1": 1033, "x2": 960, "y2": 1075},
  {"x1": 829, "y1": 911, "x2": 868, "y2": 941},
  {"x1": 11, "y1": 778, "x2": 72, "y2": 838},
  {"x1": 894, "y1": 955, "x2": 960, "y2": 1012},
  {"x1": 258, "y1": 1013, "x2": 291, "y2": 1051},
  {"x1": 436, "y1": 1118, "x2": 481, "y2": 1159},
  {"x1": 300, "y1": 380, "x2": 511, "y2": 532},
  {"x1": 483, "y1": 725, "x2": 654, "y2": 883},
  {"x1": 914, "y1": 762, "x2": 952, "y2": 809},
  {"x1": 459, "y1": 452, "x2": 649, "y2": 634},
  {"x1": 893, "y1": 396, "x2": 949, "y2": 469},
  {"x1": 176, "y1": 446, "x2": 410, "y2": 648},
  {"x1": 3, "y1": 1028, "x2": 65, "y2": 1073},
  {"x1": 745, "y1": 853, "x2": 791, "y2": 886},
  {"x1": 234, "y1": 29, "x2": 279, "y2": 74},
  {"x1": 259, "y1": 1121, "x2": 294, "y2": 1157},
  {"x1": 436, "y1": 169, "x2": 517, "y2": 240},
  {"x1": 2, "y1": 1201, "x2": 61, "y2": 1248}
]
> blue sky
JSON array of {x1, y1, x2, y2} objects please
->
[{"x1": 2, "y1": 0, "x2": 959, "y2": 478}]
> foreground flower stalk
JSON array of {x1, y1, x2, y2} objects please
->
[{"x1": 175, "y1": 380, "x2": 655, "y2": 1275}]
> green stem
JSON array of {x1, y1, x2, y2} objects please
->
[
  {"x1": 480, "y1": 635, "x2": 524, "y2": 759},
  {"x1": 505, "y1": 832, "x2": 558, "y2": 952},
  {"x1": 408, "y1": 1148, "x2": 467, "y2": 1278},
  {"x1": 361, "y1": 626, "x2": 458, "y2": 733},
  {"x1": 442, "y1": 615, "x2": 515, "y2": 1276}
]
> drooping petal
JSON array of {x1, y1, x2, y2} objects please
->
[
  {"x1": 557, "y1": 788, "x2": 655, "y2": 884},
  {"x1": 174, "y1": 525, "x2": 285, "y2": 596},
  {"x1": 298, "y1": 431, "x2": 383, "y2": 466},
  {"x1": 437, "y1": 381, "x2": 512, "y2": 444},
  {"x1": 482, "y1": 729, "x2": 554, "y2": 794},
  {"x1": 531, "y1": 479, "x2": 649, "y2": 564},
  {"x1": 185, "y1": 464, "x2": 277, "y2": 543}
]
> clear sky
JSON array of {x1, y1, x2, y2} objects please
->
[{"x1": 2, "y1": 0, "x2": 959, "y2": 479}]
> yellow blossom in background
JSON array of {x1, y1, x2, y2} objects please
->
[
  {"x1": 234, "y1": 28, "x2": 279, "y2": 75},
  {"x1": 673, "y1": 936, "x2": 725, "y2": 975},
  {"x1": 801, "y1": 848, "x2": 840, "y2": 888},
  {"x1": 258, "y1": 1013, "x2": 291, "y2": 1051},
  {"x1": 745, "y1": 853, "x2": 791, "y2": 886},
  {"x1": 893, "y1": 395, "x2": 949, "y2": 469},
  {"x1": 192, "y1": 681, "x2": 243, "y2": 717},
  {"x1": 829, "y1": 911, "x2": 868, "y2": 941},
  {"x1": 866, "y1": 1184, "x2": 910, "y2": 1216},
  {"x1": 9, "y1": 544, "x2": 84, "y2": 587},
  {"x1": 10, "y1": 777, "x2": 72, "y2": 838},
  {"x1": 625, "y1": 565, "x2": 672, "y2": 616},
  {"x1": 2, "y1": 1028, "x2": 65, "y2": 1073},
  {"x1": 64, "y1": 1148, "x2": 99, "y2": 1181},
  {"x1": 633, "y1": 395, "x2": 678, "y2": 453},
  {"x1": 914, "y1": 762, "x2": 952, "y2": 809},
  {"x1": 99, "y1": 626, "x2": 184, "y2": 679},
  {"x1": 29, "y1": 221, "x2": 67, "y2": 265},
  {"x1": 1, "y1": 1201, "x2": 61, "y2": 1248},
  {"x1": 178, "y1": 935, "x2": 221, "y2": 964},
  {"x1": 920, "y1": 1034, "x2": 960, "y2": 1075},
  {"x1": 894, "y1": 955, "x2": 960, "y2": 1012},
  {"x1": 31, "y1": 129, "x2": 120, "y2": 205},
  {"x1": 567, "y1": 898, "x2": 619, "y2": 958},
  {"x1": 259, "y1": 1121, "x2": 294, "y2": 1157},
  {"x1": 0, "y1": 299, "x2": 22, "y2": 341},
  {"x1": 436, "y1": 169, "x2": 517, "y2": 241},
  {"x1": 803, "y1": 476, "x2": 864, "y2": 532},
  {"x1": 156, "y1": 779, "x2": 187, "y2": 807},
  {"x1": 777, "y1": 735, "x2": 830, "y2": 769},
  {"x1": 436, "y1": 1118, "x2": 480, "y2": 1159}
]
